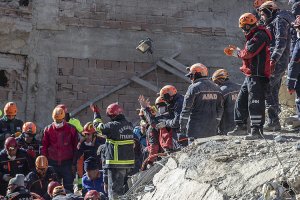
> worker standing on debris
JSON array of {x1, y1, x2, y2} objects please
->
[
  {"x1": 157, "y1": 85, "x2": 187, "y2": 146},
  {"x1": 93, "y1": 103, "x2": 135, "y2": 200},
  {"x1": 0, "y1": 102, "x2": 23, "y2": 148},
  {"x1": 41, "y1": 107, "x2": 78, "y2": 192},
  {"x1": 258, "y1": 1, "x2": 293, "y2": 131},
  {"x1": 212, "y1": 69, "x2": 240, "y2": 135},
  {"x1": 224, "y1": 13, "x2": 272, "y2": 139},
  {"x1": 179, "y1": 63, "x2": 224, "y2": 140},
  {"x1": 287, "y1": 15, "x2": 300, "y2": 120}
]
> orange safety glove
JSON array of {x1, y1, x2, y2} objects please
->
[{"x1": 224, "y1": 45, "x2": 239, "y2": 57}]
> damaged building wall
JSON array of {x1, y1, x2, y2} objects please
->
[{"x1": 0, "y1": 0, "x2": 292, "y2": 129}]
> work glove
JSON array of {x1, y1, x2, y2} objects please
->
[
  {"x1": 3, "y1": 174, "x2": 11, "y2": 182},
  {"x1": 270, "y1": 60, "x2": 276, "y2": 73},
  {"x1": 288, "y1": 89, "x2": 296, "y2": 95},
  {"x1": 27, "y1": 149, "x2": 36, "y2": 158},
  {"x1": 224, "y1": 45, "x2": 240, "y2": 57},
  {"x1": 156, "y1": 121, "x2": 166, "y2": 129},
  {"x1": 90, "y1": 104, "x2": 100, "y2": 113}
]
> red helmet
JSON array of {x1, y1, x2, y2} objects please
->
[
  {"x1": 84, "y1": 190, "x2": 100, "y2": 200},
  {"x1": 5, "y1": 137, "x2": 17, "y2": 151},
  {"x1": 106, "y1": 103, "x2": 123, "y2": 118},
  {"x1": 47, "y1": 181, "x2": 61, "y2": 196},
  {"x1": 55, "y1": 104, "x2": 68, "y2": 113}
]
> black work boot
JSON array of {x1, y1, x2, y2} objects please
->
[
  {"x1": 244, "y1": 127, "x2": 263, "y2": 140},
  {"x1": 263, "y1": 121, "x2": 281, "y2": 132},
  {"x1": 227, "y1": 124, "x2": 248, "y2": 136}
]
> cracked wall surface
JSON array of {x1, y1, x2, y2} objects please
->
[{"x1": 0, "y1": 0, "x2": 291, "y2": 130}]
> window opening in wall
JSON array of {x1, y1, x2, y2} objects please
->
[
  {"x1": 19, "y1": 0, "x2": 29, "y2": 6},
  {"x1": 0, "y1": 70, "x2": 8, "y2": 87}
]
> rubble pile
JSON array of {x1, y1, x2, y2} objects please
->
[{"x1": 135, "y1": 133, "x2": 300, "y2": 200}]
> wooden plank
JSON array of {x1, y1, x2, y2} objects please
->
[
  {"x1": 156, "y1": 61, "x2": 190, "y2": 83},
  {"x1": 131, "y1": 76, "x2": 159, "y2": 92},
  {"x1": 71, "y1": 65, "x2": 157, "y2": 116},
  {"x1": 161, "y1": 57, "x2": 187, "y2": 74},
  {"x1": 170, "y1": 51, "x2": 180, "y2": 59}
]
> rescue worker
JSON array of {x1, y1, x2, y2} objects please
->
[
  {"x1": 157, "y1": 85, "x2": 185, "y2": 144},
  {"x1": 41, "y1": 107, "x2": 78, "y2": 192},
  {"x1": 212, "y1": 69, "x2": 241, "y2": 135},
  {"x1": 16, "y1": 122, "x2": 40, "y2": 159},
  {"x1": 84, "y1": 190, "x2": 105, "y2": 200},
  {"x1": 56, "y1": 104, "x2": 83, "y2": 133},
  {"x1": 291, "y1": 2, "x2": 300, "y2": 57},
  {"x1": 82, "y1": 157, "x2": 106, "y2": 197},
  {"x1": 179, "y1": 63, "x2": 223, "y2": 140},
  {"x1": 287, "y1": 15, "x2": 300, "y2": 120},
  {"x1": 0, "y1": 102, "x2": 23, "y2": 148},
  {"x1": 6, "y1": 174, "x2": 38, "y2": 200},
  {"x1": 224, "y1": 13, "x2": 272, "y2": 139},
  {"x1": 0, "y1": 137, "x2": 34, "y2": 195},
  {"x1": 47, "y1": 181, "x2": 61, "y2": 199},
  {"x1": 25, "y1": 155, "x2": 58, "y2": 199},
  {"x1": 258, "y1": 1, "x2": 294, "y2": 131},
  {"x1": 252, "y1": 0, "x2": 273, "y2": 22},
  {"x1": 76, "y1": 122, "x2": 105, "y2": 163},
  {"x1": 93, "y1": 103, "x2": 135, "y2": 200}
]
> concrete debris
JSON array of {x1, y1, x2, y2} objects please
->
[
  {"x1": 134, "y1": 133, "x2": 300, "y2": 200},
  {"x1": 274, "y1": 135, "x2": 287, "y2": 143}
]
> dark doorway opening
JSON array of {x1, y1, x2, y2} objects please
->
[{"x1": 0, "y1": 70, "x2": 8, "y2": 87}]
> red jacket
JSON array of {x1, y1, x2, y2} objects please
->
[
  {"x1": 41, "y1": 122, "x2": 78, "y2": 165},
  {"x1": 238, "y1": 26, "x2": 272, "y2": 79}
]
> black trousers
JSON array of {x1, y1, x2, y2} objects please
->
[
  {"x1": 108, "y1": 168, "x2": 130, "y2": 200},
  {"x1": 234, "y1": 76, "x2": 268, "y2": 128}
]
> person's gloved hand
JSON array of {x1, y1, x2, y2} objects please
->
[
  {"x1": 156, "y1": 121, "x2": 166, "y2": 129},
  {"x1": 270, "y1": 60, "x2": 276, "y2": 73},
  {"x1": 288, "y1": 89, "x2": 296, "y2": 95},
  {"x1": 27, "y1": 149, "x2": 36, "y2": 158},
  {"x1": 224, "y1": 45, "x2": 240, "y2": 57},
  {"x1": 3, "y1": 174, "x2": 11, "y2": 182},
  {"x1": 90, "y1": 104, "x2": 100, "y2": 113}
]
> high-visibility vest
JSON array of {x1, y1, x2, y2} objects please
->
[{"x1": 106, "y1": 139, "x2": 135, "y2": 165}]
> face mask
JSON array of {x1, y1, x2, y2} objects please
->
[
  {"x1": 84, "y1": 141, "x2": 93, "y2": 146},
  {"x1": 8, "y1": 155, "x2": 16, "y2": 160},
  {"x1": 54, "y1": 121, "x2": 64, "y2": 128},
  {"x1": 158, "y1": 107, "x2": 166, "y2": 115},
  {"x1": 297, "y1": 32, "x2": 300, "y2": 39}
]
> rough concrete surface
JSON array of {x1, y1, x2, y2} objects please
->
[{"x1": 137, "y1": 133, "x2": 300, "y2": 200}]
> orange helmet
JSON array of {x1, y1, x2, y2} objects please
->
[
  {"x1": 52, "y1": 107, "x2": 65, "y2": 121},
  {"x1": 155, "y1": 96, "x2": 166, "y2": 106},
  {"x1": 55, "y1": 104, "x2": 68, "y2": 113},
  {"x1": 36, "y1": 155, "x2": 48, "y2": 169},
  {"x1": 258, "y1": 1, "x2": 278, "y2": 11},
  {"x1": 212, "y1": 69, "x2": 230, "y2": 83},
  {"x1": 159, "y1": 85, "x2": 177, "y2": 97},
  {"x1": 185, "y1": 63, "x2": 208, "y2": 77},
  {"x1": 22, "y1": 122, "x2": 37, "y2": 135},
  {"x1": 253, "y1": 0, "x2": 272, "y2": 9},
  {"x1": 82, "y1": 122, "x2": 96, "y2": 135},
  {"x1": 239, "y1": 13, "x2": 257, "y2": 28},
  {"x1": 4, "y1": 102, "x2": 17, "y2": 116}
]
